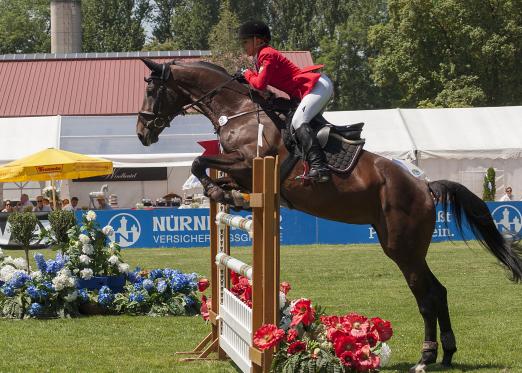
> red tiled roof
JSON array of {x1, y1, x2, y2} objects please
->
[{"x1": 0, "y1": 51, "x2": 314, "y2": 117}]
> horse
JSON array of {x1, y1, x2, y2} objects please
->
[{"x1": 135, "y1": 58, "x2": 522, "y2": 372}]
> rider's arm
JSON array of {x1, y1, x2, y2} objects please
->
[{"x1": 244, "y1": 53, "x2": 273, "y2": 91}]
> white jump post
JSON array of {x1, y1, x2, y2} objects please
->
[{"x1": 178, "y1": 156, "x2": 280, "y2": 373}]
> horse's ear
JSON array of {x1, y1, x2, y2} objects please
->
[{"x1": 141, "y1": 58, "x2": 163, "y2": 74}]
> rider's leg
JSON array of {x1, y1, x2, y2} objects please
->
[{"x1": 292, "y1": 74, "x2": 334, "y2": 182}]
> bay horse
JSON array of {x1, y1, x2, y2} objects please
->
[{"x1": 136, "y1": 58, "x2": 522, "y2": 372}]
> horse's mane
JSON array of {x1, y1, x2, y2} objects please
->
[{"x1": 172, "y1": 60, "x2": 231, "y2": 78}]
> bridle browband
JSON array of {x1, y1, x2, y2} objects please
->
[{"x1": 139, "y1": 62, "x2": 248, "y2": 131}]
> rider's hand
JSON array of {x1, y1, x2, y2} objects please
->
[{"x1": 233, "y1": 68, "x2": 248, "y2": 84}]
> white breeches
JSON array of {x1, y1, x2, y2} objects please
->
[{"x1": 291, "y1": 74, "x2": 334, "y2": 130}]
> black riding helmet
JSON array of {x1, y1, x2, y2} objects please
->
[{"x1": 238, "y1": 20, "x2": 271, "y2": 41}]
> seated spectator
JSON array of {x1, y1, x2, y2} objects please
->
[
  {"x1": 61, "y1": 198, "x2": 70, "y2": 210},
  {"x1": 1, "y1": 200, "x2": 13, "y2": 213},
  {"x1": 33, "y1": 196, "x2": 52, "y2": 212},
  {"x1": 97, "y1": 197, "x2": 112, "y2": 210},
  {"x1": 63, "y1": 196, "x2": 80, "y2": 211},
  {"x1": 16, "y1": 193, "x2": 34, "y2": 212},
  {"x1": 499, "y1": 186, "x2": 515, "y2": 201}
]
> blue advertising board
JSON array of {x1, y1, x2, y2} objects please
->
[{"x1": 76, "y1": 202, "x2": 522, "y2": 249}]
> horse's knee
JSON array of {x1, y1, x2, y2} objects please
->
[{"x1": 191, "y1": 156, "x2": 204, "y2": 176}]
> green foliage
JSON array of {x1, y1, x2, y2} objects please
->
[
  {"x1": 0, "y1": 0, "x2": 50, "y2": 54},
  {"x1": 149, "y1": 0, "x2": 178, "y2": 43},
  {"x1": 369, "y1": 0, "x2": 522, "y2": 108},
  {"x1": 171, "y1": 0, "x2": 219, "y2": 49},
  {"x1": 46, "y1": 210, "x2": 77, "y2": 249},
  {"x1": 7, "y1": 213, "x2": 38, "y2": 247},
  {"x1": 82, "y1": 0, "x2": 149, "y2": 52},
  {"x1": 483, "y1": 167, "x2": 496, "y2": 201},
  {"x1": 208, "y1": 0, "x2": 249, "y2": 73}
]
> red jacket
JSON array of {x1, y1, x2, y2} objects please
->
[{"x1": 243, "y1": 46, "x2": 323, "y2": 100}]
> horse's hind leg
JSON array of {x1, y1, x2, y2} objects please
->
[{"x1": 429, "y1": 271, "x2": 457, "y2": 366}]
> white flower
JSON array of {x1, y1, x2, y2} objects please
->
[
  {"x1": 279, "y1": 291, "x2": 286, "y2": 309},
  {"x1": 13, "y1": 257, "x2": 27, "y2": 270},
  {"x1": 30, "y1": 271, "x2": 43, "y2": 281},
  {"x1": 102, "y1": 225, "x2": 114, "y2": 236},
  {"x1": 52, "y1": 269, "x2": 76, "y2": 291},
  {"x1": 79, "y1": 234, "x2": 90, "y2": 244},
  {"x1": 85, "y1": 210, "x2": 97, "y2": 222},
  {"x1": 379, "y1": 343, "x2": 392, "y2": 367},
  {"x1": 72, "y1": 268, "x2": 79, "y2": 274},
  {"x1": 79, "y1": 255, "x2": 91, "y2": 264},
  {"x1": 3, "y1": 256, "x2": 14, "y2": 265},
  {"x1": 0, "y1": 248, "x2": 4, "y2": 258},
  {"x1": 64, "y1": 290, "x2": 78, "y2": 303},
  {"x1": 82, "y1": 244, "x2": 94, "y2": 255},
  {"x1": 0, "y1": 266, "x2": 16, "y2": 282},
  {"x1": 80, "y1": 268, "x2": 93, "y2": 280},
  {"x1": 108, "y1": 255, "x2": 119, "y2": 265},
  {"x1": 117, "y1": 262, "x2": 130, "y2": 274}
]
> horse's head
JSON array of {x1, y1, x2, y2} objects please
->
[{"x1": 136, "y1": 58, "x2": 191, "y2": 146}]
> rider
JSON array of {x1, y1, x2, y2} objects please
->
[{"x1": 236, "y1": 20, "x2": 333, "y2": 183}]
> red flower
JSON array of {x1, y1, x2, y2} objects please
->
[
  {"x1": 339, "y1": 350, "x2": 356, "y2": 368},
  {"x1": 371, "y1": 317, "x2": 393, "y2": 342},
  {"x1": 321, "y1": 315, "x2": 352, "y2": 341},
  {"x1": 286, "y1": 328, "x2": 298, "y2": 343},
  {"x1": 290, "y1": 299, "x2": 315, "y2": 327},
  {"x1": 253, "y1": 324, "x2": 285, "y2": 351},
  {"x1": 345, "y1": 313, "x2": 370, "y2": 338},
  {"x1": 280, "y1": 281, "x2": 291, "y2": 295},
  {"x1": 287, "y1": 341, "x2": 306, "y2": 355},
  {"x1": 230, "y1": 270, "x2": 239, "y2": 285},
  {"x1": 334, "y1": 335, "x2": 361, "y2": 357},
  {"x1": 197, "y1": 278, "x2": 210, "y2": 292},
  {"x1": 200, "y1": 295, "x2": 209, "y2": 321},
  {"x1": 366, "y1": 330, "x2": 379, "y2": 347},
  {"x1": 354, "y1": 345, "x2": 380, "y2": 372}
]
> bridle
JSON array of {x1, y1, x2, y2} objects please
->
[{"x1": 138, "y1": 63, "x2": 240, "y2": 131}]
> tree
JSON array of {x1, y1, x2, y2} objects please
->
[
  {"x1": 149, "y1": 0, "x2": 178, "y2": 44},
  {"x1": 483, "y1": 167, "x2": 496, "y2": 201},
  {"x1": 317, "y1": 0, "x2": 389, "y2": 110},
  {"x1": 82, "y1": 0, "x2": 149, "y2": 52},
  {"x1": 369, "y1": 0, "x2": 522, "y2": 108},
  {"x1": 208, "y1": 0, "x2": 248, "y2": 72},
  {"x1": 230, "y1": 0, "x2": 267, "y2": 24},
  {"x1": 0, "y1": 0, "x2": 50, "y2": 54},
  {"x1": 171, "y1": 0, "x2": 220, "y2": 49}
]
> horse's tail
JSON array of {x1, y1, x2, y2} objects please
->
[{"x1": 429, "y1": 180, "x2": 522, "y2": 283}]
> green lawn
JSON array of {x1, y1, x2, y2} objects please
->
[{"x1": 1, "y1": 242, "x2": 521, "y2": 373}]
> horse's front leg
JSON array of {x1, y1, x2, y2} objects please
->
[{"x1": 191, "y1": 152, "x2": 247, "y2": 205}]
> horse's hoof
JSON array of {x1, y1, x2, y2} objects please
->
[
  {"x1": 409, "y1": 363, "x2": 427, "y2": 373},
  {"x1": 207, "y1": 185, "x2": 224, "y2": 202},
  {"x1": 441, "y1": 348, "x2": 456, "y2": 367}
]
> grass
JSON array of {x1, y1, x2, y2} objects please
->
[{"x1": 1, "y1": 242, "x2": 522, "y2": 373}]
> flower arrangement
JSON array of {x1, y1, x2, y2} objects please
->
[
  {"x1": 42, "y1": 185, "x2": 60, "y2": 201},
  {"x1": 253, "y1": 298, "x2": 393, "y2": 373},
  {"x1": 109, "y1": 268, "x2": 202, "y2": 316},
  {"x1": 0, "y1": 252, "x2": 79, "y2": 318},
  {"x1": 65, "y1": 210, "x2": 129, "y2": 281}
]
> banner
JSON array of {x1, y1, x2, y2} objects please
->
[
  {"x1": 73, "y1": 167, "x2": 167, "y2": 182},
  {"x1": 74, "y1": 202, "x2": 522, "y2": 249}
]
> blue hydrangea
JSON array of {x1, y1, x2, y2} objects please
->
[
  {"x1": 184, "y1": 295, "x2": 195, "y2": 307},
  {"x1": 170, "y1": 273, "x2": 193, "y2": 293},
  {"x1": 42, "y1": 281, "x2": 54, "y2": 292},
  {"x1": 1, "y1": 285, "x2": 15, "y2": 297},
  {"x1": 149, "y1": 269, "x2": 163, "y2": 280},
  {"x1": 133, "y1": 283, "x2": 143, "y2": 291},
  {"x1": 129, "y1": 292, "x2": 145, "y2": 303},
  {"x1": 28, "y1": 303, "x2": 43, "y2": 316},
  {"x1": 8, "y1": 272, "x2": 31, "y2": 289},
  {"x1": 25, "y1": 285, "x2": 47, "y2": 301},
  {"x1": 142, "y1": 279, "x2": 154, "y2": 292},
  {"x1": 45, "y1": 252, "x2": 68, "y2": 275},
  {"x1": 127, "y1": 269, "x2": 141, "y2": 283},
  {"x1": 78, "y1": 289, "x2": 89, "y2": 303},
  {"x1": 34, "y1": 253, "x2": 47, "y2": 273},
  {"x1": 156, "y1": 280, "x2": 167, "y2": 293},
  {"x1": 163, "y1": 269, "x2": 180, "y2": 279},
  {"x1": 97, "y1": 286, "x2": 114, "y2": 306}
]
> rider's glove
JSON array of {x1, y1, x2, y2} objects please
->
[{"x1": 233, "y1": 68, "x2": 248, "y2": 84}]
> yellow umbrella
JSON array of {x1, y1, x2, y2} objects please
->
[{"x1": 0, "y1": 148, "x2": 113, "y2": 208}]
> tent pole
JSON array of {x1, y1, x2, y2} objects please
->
[{"x1": 51, "y1": 178, "x2": 57, "y2": 210}]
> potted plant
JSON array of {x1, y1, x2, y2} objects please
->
[{"x1": 7, "y1": 212, "x2": 38, "y2": 272}]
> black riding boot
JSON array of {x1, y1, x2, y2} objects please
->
[{"x1": 294, "y1": 123, "x2": 330, "y2": 183}]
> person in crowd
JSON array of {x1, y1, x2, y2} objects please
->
[
  {"x1": 16, "y1": 193, "x2": 34, "y2": 212},
  {"x1": 236, "y1": 20, "x2": 333, "y2": 183},
  {"x1": 499, "y1": 186, "x2": 515, "y2": 201},
  {"x1": 96, "y1": 197, "x2": 112, "y2": 210},
  {"x1": 61, "y1": 198, "x2": 70, "y2": 210},
  {"x1": 65, "y1": 196, "x2": 80, "y2": 211},
  {"x1": 1, "y1": 200, "x2": 13, "y2": 213},
  {"x1": 33, "y1": 196, "x2": 52, "y2": 212}
]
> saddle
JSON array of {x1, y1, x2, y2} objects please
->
[{"x1": 260, "y1": 95, "x2": 365, "y2": 177}]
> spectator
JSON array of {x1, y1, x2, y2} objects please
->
[
  {"x1": 1, "y1": 200, "x2": 13, "y2": 213},
  {"x1": 499, "y1": 186, "x2": 515, "y2": 201},
  {"x1": 33, "y1": 196, "x2": 52, "y2": 212},
  {"x1": 61, "y1": 198, "x2": 70, "y2": 210},
  {"x1": 70, "y1": 197, "x2": 80, "y2": 211},
  {"x1": 16, "y1": 193, "x2": 34, "y2": 212},
  {"x1": 96, "y1": 197, "x2": 112, "y2": 210}
]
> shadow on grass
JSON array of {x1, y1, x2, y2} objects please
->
[{"x1": 387, "y1": 362, "x2": 509, "y2": 372}]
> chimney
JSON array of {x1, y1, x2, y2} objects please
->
[{"x1": 51, "y1": 0, "x2": 82, "y2": 53}]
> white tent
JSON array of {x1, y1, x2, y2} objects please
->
[{"x1": 1, "y1": 106, "x2": 522, "y2": 206}]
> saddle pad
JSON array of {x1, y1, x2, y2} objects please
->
[{"x1": 324, "y1": 135, "x2": 364, "y2": 173}]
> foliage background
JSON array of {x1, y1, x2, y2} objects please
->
[{"x1": 1, "y1": 0, "x2": 521, "y2": 109}]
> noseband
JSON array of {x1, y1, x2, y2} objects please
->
[{"x1": 139, "y1": 63, "x2": 239, "y2": 131}]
